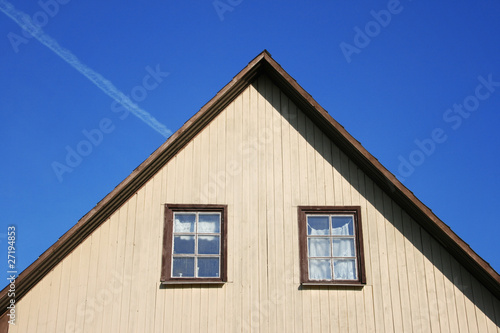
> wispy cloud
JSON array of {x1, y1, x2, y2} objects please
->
[{"x1": 0, "y1": 0, "x2": 172, "y2": 137}]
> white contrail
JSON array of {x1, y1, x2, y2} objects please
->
[{"x1": 0, "y1": 0, "x2": 172, "y2": 137}]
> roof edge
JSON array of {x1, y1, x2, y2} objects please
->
[{"x1": 1, "y1": 50, "x2": 499, "y2": 314}]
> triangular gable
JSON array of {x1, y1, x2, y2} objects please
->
[{"x1": 1, "y1": 50, "x2": 499, "y2": 314}]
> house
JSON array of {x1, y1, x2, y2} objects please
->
[{"x1": 1, "y1": 50, "x2": 499, "y2": 332}]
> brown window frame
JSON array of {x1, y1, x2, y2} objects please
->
[
  {"x1": 161, "y1": 204, "x2": 228, "y2": 284},
  {"x1": 298, "y1": 206, "x2": 366, "y2": 286}
]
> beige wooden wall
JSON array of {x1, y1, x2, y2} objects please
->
[{"x1": 11, "y1": 75, "x2": 500, "y2": 332}]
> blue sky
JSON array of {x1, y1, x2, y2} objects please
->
[{"x1": 1, "y1": 0, "x2": 499, "y2": 279}]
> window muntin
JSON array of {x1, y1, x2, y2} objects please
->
[
  {"x1": 299, "y1": 206, "x2": 365, "y2": 285},
  {"x1": 161, "y1": 204, "x2": 227, "y2": 283},
  {"x1": 171, "y1": 212, "x2": 221, "y2": 278}
]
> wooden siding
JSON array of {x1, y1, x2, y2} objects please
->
[{"x1": 9, "y1": 75, "x2": 500, "y2": 332}]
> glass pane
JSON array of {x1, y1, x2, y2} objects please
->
[
  {"x1": 332, "y1": 238, "x2": 355, "y2": 257},
  {"x1": 198, "y1": 236, "x2": 220, "y2": 255},
  {"x1": 307, "y1": 216, "x2": 329, "y2": 235},
  {"x1": 308, "y1": 238, "x2": 331, "y2": 257},
  {"x1": 309, "y1": 259, "x2": 332, "y2": 280},
  {"x1": 174, "y1": 213, "x2": 195, "y2": 233},
  {"x1": 333, "y1": 259, "x2": 357, "y2": 280},
  {"x1": 198, "y1": 214, "x2": 220, "y2": 233},
  {"x1": 173, "y1": 236, "x2": 195, "y2": 254},
  {"x1": 331, "y1": 216, "x2": 354, "y2": 235},
  {"x1": 197, "y1": 257, "x2": 220, "y2": 278},
  {"x1": 172, "y1": 257, "x2": 195, "y2": 277}
]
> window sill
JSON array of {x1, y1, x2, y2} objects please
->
[
  {"x1": 161, "y1": 280, "x2": 226, "y2": 285},
  {"x1": 301, "y1": 282, "x2": 365, "y2": 287}
]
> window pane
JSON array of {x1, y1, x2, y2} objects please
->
[
  {"x1": 309, "y1": 259, "x2": 332, "y2": 280},
  {"x1": 198, "y1": 214, "x2": 220, "y2": 233},
  {"x1": 172, "y1": 257, "x2": 195, "y2": 277},
  {"x1": 331, "y1": 216, "x2": 354, "y2": 235},
  {"x1": 333, "y1": 259, "x2": 357, "y2": 280},
  {"x1": 198, "y1": 236, "x2": 220, "y2": 255},
  {"x1": 332, "y1": 238, "x2": 355, "y2": 257},
  {"x1": 173, "y1": 236, "x2": 195, "y2": 254},
  {"x1": 307, "y1": 216, "x2": 329, "y2": 235},
  {"x1": 174, "y1": 214, "x2": 195, "y2": 233},
  {"x1": 197, "y1": 257, "x2": 220, "y2": 277},
  {"x1": 308, "y1": 238, "x2": 331, "y2": 257}
]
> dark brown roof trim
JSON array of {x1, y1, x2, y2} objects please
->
[{"x1": 1, "y1": 50, "x2": 499, "y2": 314}]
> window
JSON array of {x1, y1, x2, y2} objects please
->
[
  {"x1": 298, "y1": 206, "x2": 365, "y2": 285},
  {"x1": 161, "y1": 204, "x2": 227, "y2": 283}
]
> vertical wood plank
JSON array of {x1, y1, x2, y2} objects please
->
[
  {"x1": 382, "y1": 193, "x2": 403, "y2": 333},
  {"x1": 128, "y1": 188, "x2": 147, "y2": 332},
  {"x1": 289, "y1": 99, "x2": 303, "y2": 333},
  {"x1": 306, "y1": 118, "x2": 320, "y2": 333},
  {"x1": 401, "y1": 211, "x2": 423, "y2": 332},
  {"x1": 55, "y1": 258, "x2": 71, "y2": 332},
  {"x1": 349, "y1": 160, "x2": 366, "y2": 333},
  {"x1": 296, "y1": 100, "x2": 313, "y2": 333},
  {"x1": 162, "y1": 157, "x2": 176, "y2": 333},
  {"x1": 101, "y1": 213, "x2": 122, "y2": 333},
  {"x1": 15, "y1": 283, "x2": 32, "y2": 332},
  {"x1": 479, "y1": 282, "x2": 499, "y2": 333},
  {"x1": 192, "y1": 133, "x2": 202, "y2": 204},
  {"x1": 391, "y1": 203, "x2": 412, "y2": 333},
  {"x1": 449, "y1": 256, "x2": 470, "y2": 333},
  {"x1": 263, "y1": 77, "x2": 278, "y2": 333},
  {"x1": 152, "y1": 169, "x2": 166, "y2": 333},
  {"x1": 233, "y1": 84, "x2": 243, "y2": 331},
  {"x1": 373, "y1": 184, "x2": 394, "y2": 332},
  {"x1": 460, "y1": 264, "x2": 479, "y2": 333},
  {"x1": 94, "y1": 215, "x2": 112, "y2": 331},
  {"x1": 411, "y1": 220, "x2": 432, "y2": 332},
  {"x1": 421, "y1": 230, "x2": 442, "y2": 332},
  {"x1": 357, "y1": 172, "x2": 376, "y2": 333},
  {"x1": 246, "y1": 83, "x2": 260, "y2": 333},
  {"x1": 364, "y1": 177, "x2": 384, "y2": 332},
  {"x1": 82, "y1": 230, "x2": 100, "y2": 332},
  {"x1": 339, "y1": 150, "x2": 357, "y2": 333},
  {"x1": 190, "y1": 286, "x2": 201, "y2": 333},
  {"x1": 224, "y1": 98, "x2": 236, "y2": 333},
  {"x1": 174, "y1": 139, "x2": 187, "y2": 333},
  {"x1": 34, "y1": 272, "x2": 51, "y2": 333},
  {"x1": 63, "y1": 242, "x2": 82, "y2": 331},
  {"x1": 110, "y1": 206, "x2": 126, "y2": 333},
  {"x1": 44, "y1": 263, "x2": 62, "y2": 332},
  {"x1": 120, "y1": 194, "x2": 137, "y2": 332},
  {"x1": 239, "y1": 86, "x2": 251, "y2": 332},
  {"x1": 145, "y1": 177, "x2": 160, "y2": 333},
  {"x1": 439, "y1": 245, "x2": 460, "y2": 333},
  {"x1": 271, "y1": 80, "x2": 286, "y2": 333},
  {"x1": 431, "y1": 238, "x2": 450, "y2": 333},
  {"x1": 180, "y1": 143, "x2": 194, "y2": 333},
  {"x1": 493, "y1": 294, "x2": 500, "y2": 333},
  {"x1": 323, "y1": 134, "x2": 335, "y2": 207},
  {"x1": 280, "y1": 91, "x2": 295, "y2": 333},
  {"x1": 329, "y1": 142, "x2": 343, "y2": 332},
  {"x1": 216, "y1": 103, "x2": 227, "y2": 333},
  {"x1": 25, "y1": 274, "x2": 42, "y2": 333},
  {"x1": 471, "y1": 274, "x2": 488, "y2": 333}
]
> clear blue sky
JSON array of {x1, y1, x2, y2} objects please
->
[{"x1": 1, "y1": 0, "x2": 499, "y2": 278}]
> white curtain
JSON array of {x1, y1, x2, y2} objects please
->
[{"x1": 333, "y1": 259, "x2": 356, "y2": 280}]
